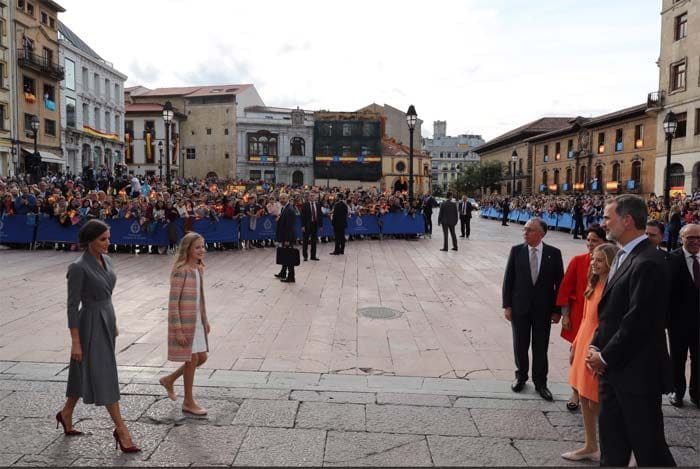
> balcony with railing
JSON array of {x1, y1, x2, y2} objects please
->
[
  {"x1": 17, "y1": 49, "x2": 65, "y2": 81},
  {"x1": 647, "y1": 91, "x2": 664, "y2": 110}
]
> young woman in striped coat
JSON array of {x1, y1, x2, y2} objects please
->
[{"x1": 159, "y1": 232, "x2": 211, "y2": 415}]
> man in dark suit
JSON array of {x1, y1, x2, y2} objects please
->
[
  {"x1": 300, "y1": 192, "x2": 321, "y2": 261},
  {"x1": 587, "y1": 195, "x2": 675, "y2": 467},
  {"x1": 501, "y1": 197, "x2": 510, "y2": 226},
  {"x1": 422, "y1": 194, "x2": 439, "y2": 238},
  {"x1": 329, "y1": 193, "x2": 348, "y2": 255},
  {"x1": 275, "y1": 193, "x2": 297, "y2": 283},
  {"x1": 502, "y1": 217, "x2": 563, "y2": 401},
  {"x1": 572, "y1": 199, "x2": 584, "y2": 239},
  {"x1": 668, "y1": 223, "x2": 700, "y2": 408},
  {"x1": 458, "y1": 195, "x2": 473, "y2": 239},
  {"x1": 437, "y1": 191, "x2": 458, "y2": 251}
]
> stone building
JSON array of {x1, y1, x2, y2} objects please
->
[
  {"x1": 381, "y1": 138, "x2": 430, "y2": 195},
  {"x1": 528, "y1": 104, "x2": 657, "y2": 196},
  {"x1": 125, "y1": 84, "x2": 264, "y2": 179},
  {"x1": 13, "y1": 0, "x2": 65, "y2": 175},
  {"x1": 236, "y1": 106, "x2": 314, "y2": 185},
  {"x1": 652, "y1": 0, "x2": 700, "y2": 194},
  {"x1": 58, "y1": 21, "x2": 126, "y2": 178},
  {"x1": 422, "y1": 121, "x2": 484, "y2": 191},
  {"x1": 0, "y1": 2, "x2": 14, "y2": 176},
  {"x1": 473, "y1": 117, "x2": 571, "y2": 195}
]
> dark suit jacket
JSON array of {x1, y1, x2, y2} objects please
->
[
  {"x1": 458, "y1": 201, "x2": 473, "y2": 219},
  {"x1": 591, "y1": 239, "x2": 672, "y2": 395},
  {"x1": 300, "y1": 201, "x2": 321, "y2": 231},
  {"x1": 502, "y1": 243, "x2": 564, "y2": 317},
  {"x1": 422, "y1": 197, "x2": 438, "y2": 216},
  {"x1": 668, "y1": 248, "x2": 699, "y2": 329},
  {"x1": 275, "y1": 204, "x2": 297, "y2": 243},
  {"x1": 331, "y1": 201, "x2": 348, "y2": 229},
  {"x1": 437, "y1": 199, "x2": 458, "y2": 226}
]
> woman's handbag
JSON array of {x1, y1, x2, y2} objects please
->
[{"x1": 276, "y1": 247, "x2": 300, "y2": 266}]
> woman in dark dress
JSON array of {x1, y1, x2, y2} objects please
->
[{"x1": 56, "y1": 220, "x2": 140, "y2": 453}]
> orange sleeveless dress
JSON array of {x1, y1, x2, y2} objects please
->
[{"x1": 568, "y1": 282, "x2": 603, "y2": 403}]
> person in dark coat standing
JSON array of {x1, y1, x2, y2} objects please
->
[
  {"x1": 275, "y1": 193, "x2": 298, "y2": 282},
  {"x1": 501, "y1": 197, "x2": 510, "y2": 226},
  {"x1": 586, "y1": 195, "x2": 675, "y2": 467},
  {"x1": 422, "y1": 194, "x2": 439, "y2": 238},
  {"x1": 58, "y1": 220, "x2": 140, "y2": 452},
  {"x1": 458, "y1": 195, "x2": 473, "y2": 239},
  {"x1": 330, "y1": 193, "x2": 348, "y2": 255},
  {"x1": 668, "y1": 223, "x2": 700, "y2": 408},
  {"x1": 572, "y1": 199, "x2": 584, "y2": 239},
  {"x1": 300, "y1": 192, "x2": 321, "y2": 261},
  {"x1": 437, "y1": 191, "x2": 458, "y2": 251}
]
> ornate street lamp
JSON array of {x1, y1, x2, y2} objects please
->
[
  {"x1": 30, "y1": 115, "x2": 40, "y2": 182},
  {"x1": 662, "y1": 111, "x2": 678, "y2": 210},
  {"x1": 511, "y1": 149, "x2": 518, "y2": 196},
  {"x1": 406, "y1": 105, "x2": 417, "y2": 203},
  {"x1": 162, "y1": 101, "x2": 174, "y2": 187},
  {"x1": 157, "y1": 140, "x2": 164, "y2": 181}
]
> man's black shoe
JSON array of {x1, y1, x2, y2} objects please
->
[
  {"x1": 573, "y1": 236, "x2": 581, "y2": 240},
  {"x1": 669, "y1": 394, "x2": 684, "y2": 408},
  {"x1": 311, "y1": 257, "x2": 320, "y2": 261},
  {"x1": 329, "y1": 252, "x2": 339, "y2": 255},
  {"x1": 274, "y1": 273, "x2": 284, "y2": 279},
  {"x1": 280, "y1": 278, "x2": 295, "y2": 283},
  {"x1": 440, "y1": 248, "x2": 448, "y2": 252},
  {"x1": 303, "y1": 258, "x2": 308, "y2": 261},
  {"x1": 511, "y1": 380, "x2": 526, "y2": 393},
  {"x1": 536, "y1": 386, "x2": 554, "y2": 401},
  {"x1": 451, "y1": 247, "x2": 458, "y2": 251},
  {"x1": 460, "y1": 235, "x2": 465, "y2": 238}
]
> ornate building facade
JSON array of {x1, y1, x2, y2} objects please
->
[{"x1": 423, "y1": 121, "x2": 484, "y2": 191}]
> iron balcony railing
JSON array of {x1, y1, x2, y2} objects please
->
[
  {"x1": 647, "y1": 91, "x2": 664, "y2": 109},
  {"x1": 17, "y1": 49, "x2": 65, "y2": 80}
]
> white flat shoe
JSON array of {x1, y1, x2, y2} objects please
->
[{"x1": 561, "y1": 450, "x2": 600, "y2": 462}]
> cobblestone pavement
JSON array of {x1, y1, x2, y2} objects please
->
[{"x1": 0, "y1": 364, "x2": 697, "y2": 467}]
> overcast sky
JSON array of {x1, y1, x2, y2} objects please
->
[{"x1": 57, "y1": 0, "x2": 661, "y2": 141}]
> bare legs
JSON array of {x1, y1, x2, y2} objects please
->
[
  {"x1": 562, "y1": 396, "x2": 600, "y2": 461},
  {"x1": 60, "y1": 397, "x2": 136, "y2": 448},
  {"x1": 59, "y1": 396, "x2": 79, "y2": 431},
  {"x1": 159, "y1": 352, "x2": 208, "y2": 413}
]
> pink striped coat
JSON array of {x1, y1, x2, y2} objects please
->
[{"x1": 167, "y1": 266, "x2": 209, "y2": 361}]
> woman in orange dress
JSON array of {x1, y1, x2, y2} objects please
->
[
  {"x1": 561, "y1": 243, "x2": 619, "y2": 463},
  {"x1": 556, "y1": 224, "x2": 606, "y2": 410}
]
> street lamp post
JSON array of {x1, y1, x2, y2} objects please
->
[
  {"x1": 511, "y1": 150, "x2": 518, "y2": 196},
  {"x1": 662, "y1": 111, "x2": 678, "y2": 211},
  {"x1": 406, "y1": 105, "x2": 417, "y2": 203},
  {"x1": 162, "y1": 101, "x2": 174, "y2": 187},
  {"x1": 157, "y1": 141, "x2": 164, "y2": 182},
  {"x1": 10, "y1": 143, "x2": 16, "y2": 177},
  {"x1": 30, "y1": 115, "x2": 40, "y2": 183}
]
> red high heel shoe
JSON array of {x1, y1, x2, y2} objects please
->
[
  {"x1": 55, "y1": 411, "x2": 82, "y2": 436},
  {"x1": 113, "y1": 428, "x2": 141, "y2": 453}
]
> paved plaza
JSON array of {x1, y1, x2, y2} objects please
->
[{"x1": 0, "y1": 216, "x2": 698, "y2": 466}]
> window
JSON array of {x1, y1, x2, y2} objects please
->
[
  {"x1": 206, "y1": 128, "x2": 212, "y2": 135},
  {"x1": 0, "y1": 104, "x2": 6, "y2": 130},
  {"x1": 669, "y1": 163, "x2": 685, "y2": 187},
  {"x1": 26, "y1": 2, "x2": 34, "y2": 16},
  {"x1": 553, "y1": 169, "x2": 560, "y2": 186},
  {"x1": 635, "y1": 124, "x2": 644, "y2": 147},
  {"x1": 361, "y1": 145, "x2": 371, "y2": 156},
  {"x1": 290, "y1": 137, "x2": 305, "y2": 156},
  {"x1": 105, "y1": 111, "x2": 111, "y2": 132},
  {"x1": 224, "y1": 128, "x2": 229, "y2": 135},
  {"x1": 249, "y1": 170, "x2": 261, "y2": 180},
  {"x1": 66, "y1": 97, "x2": 76, "y2": 128},
  {"x1": 597, "y1": 132, "x2": 605, "y2": 154},
  {"x1": 566, "y1": 167, "x2": 573, "y2": 186},
  {"x1": 543, "y1": 144, "x2": 549, "y2": 162},
  {"x1": 615, "y1": 128, "x2": 623, "y2": 152},
  {"x1": 125, "y1": 120, "x2": 134, "y2": 164},
  {"x1": 247, "y1": 131, "x2": 278, "y2": 157},
  {"x1": 670, "y1": 60, "x2": 686, "y2": 92},
  {"x1": 41, "y1": 11, "x2": 47, "y2": 25},
  {"x1": 579, "y1": 165, "x2": 587, "y2": 184},
  {"x1": 114, "y1": 114, "x2": 120, "y2": 135},
  {"x1": 595, "y1": 165, "x2": 604, "y2": 187},
  {"x1": 631, "y1": 161, "x2": 641, "y2": 183},
  {"x1": 555, "y1": 142, "x2": 561, "y2": 160},
  {"x1": 64, "y1": 58, "x2": 75, "y2": 90},
  {"x1": 49, "y1": 17, "x2": 55, "y2": 29},
  {"x1": 94, "y1": 107, "x2": 100, "y2": 129},
  {"x1": 396, "y1": 161, "x2": 406, "y2": 172},
  {"x1": 82, "y1": 103, "x2": 89, "y2": 126},
  {"x1": 43, "y1": 47, "x2": 53, "y2": 65},
  {"x1": 675, "y1": 13, "x2": 688, "y2": 41},
  {"x1": 676, "y1": 112, "x2": 687, "y2": 137},
  {"x1": 612, "y1": 163, "x2": 621, "y2": 182},
  {"x1": 93, "y1": 73, "x2": 100, "y2": 94},
  {"x1": 542, "y1": 170, "x2": 548, "y2": 186},
  {"x1": 225, "y1": 153, "x2": 230, "y2": 159},
  {"x1": 341, "y1": 145, "x2": 351, "y2": 156},
  {"x1": 567, "y1": 139, "x2": 574, "y2": 158},
  {"x1": 44, "y1": 118, "x2": 56, "y2": 136},
  {"x1": 342, "y1": 123, "x2": 352, "y2": 137},
  {"x1": 82, "y1": 67, "x2": 88, "y2": 88},
  {"x1": 104, "y1": 78, "x2": 110, "y2": 98},
  {"x1": 144, "y1": 120, "x2": 155, "y2": 138},
  {"x1": 18, "y1": 0, "x2": 25, "y2": 10},
  {"x1": 0, "y1": 63, "x2": 4, "y2": 89},
  {"x1": 24, "y1": 113, "x2": 35, "y2": 132},
  {"x1": 43, "y1": 84, "x2": 55, "y2": 109},
  {"x1": 362, "y1": 122, "x2": 377, "y2": 137},
  {"x1": 23, "y1": 75, "x2": 35, "y2": 94},
  {"x1": 186, "y1": 148, "x2": 196, "y2": 160},
  {"x1": 114, "y1": 84, "x2": 120, "y2": 103},
  {"x1": 320, "y1": 123, "x2": 332, "y2": 137}
]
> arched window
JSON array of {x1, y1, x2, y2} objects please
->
[
  {"x1": 631, "y1": 161, "x2": 642, "y2": 182},
  {"x1": 596, "y1": 165, "x2": 604, "y2": 186},
  {"x1": 292, "y1": 170, "x2": 304, "y2": 186},
  {"x1": 566, "y1": 167, "x2": 572, "y2": 186},
  {"x1": 579, "y1": 165, "x2": 587, "y2": 184},
  {"x1": 612, "y1": 163, "x2": 621, "y2": 182},
  {"x1": 669, "y1": 163, "x2": 685, "y2": 187},
  {"x1": 290, "y1": 137, "x2": 305, "y2": 156},
  {"x1": 248, "y1": 131, "x2": 278, "y2": 158},
  {"x1": 542, "y1": 170, "x2": 548, "y2": 185},
  {"x1": 553, "y1": 169, "x2": 560, "y2": 186}
]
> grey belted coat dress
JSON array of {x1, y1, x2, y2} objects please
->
[{"x1": 65, "y1": 252, "x2": 120, "y2": 406}]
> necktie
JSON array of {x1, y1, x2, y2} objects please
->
[
  {"x1": 530, "y1": 247, "x2": 538, "y2": 284},
  {"x1": 608, "y1": 251, "x2": 623, "y2": 281},
  {"x1": 692, "y1": 255, "x2": 700, "y2": 289},
  {"x1": 463, "y1": 203, "x2": 466, "y2": 215},
  {"x1": 311, "y1": 203, "x2": 316, "y2": 222}
]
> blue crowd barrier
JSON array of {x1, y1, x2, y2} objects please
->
[
  {"x1": 35, "y1": 215, "x2": 80, "y2": 243},
  {"x1": 191, "y1": 218, "x2": 239, "y2": 244},
  {"x1": 381, "y1": 213, "x2": 425, "y2": 235},
  {"x1": 0, "y1": 215, "x2": 37, "y2": 244},
  {"x1": 108, "y1": 219, "x2": 170, "y2": 246},
  {"x1": 543, "y1": 213, "x2": 558, "y2": 229},
  {"x1": 479, "y1": 208, "x2": 488, "y2": 218},
  {"x1": 558, "y1": 213, "x2": 574, "y2": 231},
  {"x1": 240, "y1": 215, "x2": 277, "y2": 241},
  {"x1": 347, "y1": 214, "x2": 381, "y2": 235},
  {"x1": 518, "y1": 211, "x2": 530, "y2": 223},
  {"x1": 508, "y1": 209, "x2": 519, "y2": 222}
]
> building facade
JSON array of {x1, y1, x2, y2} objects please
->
[
  {"x1": 313, "y1": 111, "x2": 382, "y2": 189},
  {"x1": 473, "y1": 117, "x2": 571, "y2": 195},
  {"x1": 381, "y1": 138, "x2": 430, "y2": 195},
  {"x1": 0, "y1": 2, "x2": 14, "y2": 176},
  {"x1": 423, "y1": 121, "x2": 484, "y2": 191},
  {"x1": 58, "y1": 21, "x2": 126, "y2": 178},
  {"x1": 652, "y1": 0, "x2": 700, "y2": 195},
  {"x1": 125, "y1": 84, "x2": 264, "y2": 179},
  {"x1": 236, "y1": 106, "x2": 314, "y2": 185},
  {"x1": 529, "y1": 105, "x2": 657, "y2": 195},
  {"x1": 13, "y1": 0, "x2": 65, "y2": 175}
]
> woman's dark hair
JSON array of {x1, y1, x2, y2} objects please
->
[
  {"x1": 585, "y1": 223, "x2": 606, "y2": 241},
  {"x1": 78, "y1": 219, "x2": 110, "y2": 249}
]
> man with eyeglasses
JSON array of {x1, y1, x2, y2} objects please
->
[{"x1": 668, "y1": 223, "x2": 700, "y2": 408}]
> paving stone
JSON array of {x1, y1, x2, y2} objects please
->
[
  {"x1": 324, "y1": 431, "x2": 431, "y2": 466},
  {"x1": 661, "y1": 402, "x2": 700, "y2": 418},
  {"x1": 143, "y1": 397, "x2": 239, "y2": 426},
  {"x1": 670, "y1": 446, "x2": 699, "y2": 468},
  {"x1": 73, "y1": 395, "x2": 156, "y2": 422},
  {"x1": 120, "y1": 383, "x2": 288, "y2": 400},
  {"x1": 232, "y1": 399, "x2": 298, "y2": 428},
  {"x1": 663, "y1": 417, "x2": 699, "y2": 447},
  {"x1": 0, "y1": 417, "x2": 60, "y2": 454},
  {"x1": 470, "y1": 408, "x2": 559, "y2": 440},
  {"x1": 290, "y1": 390, "x2": 375, "y2": 404},
  {"x1": 0, "y1": 453, "x2": 22, "y2": 466},
  {"x1": 0, "y1": 390, "x2": 12, "y2": 402},
  {"x1": 421, "y1": 377, "x2": 474, "y2": 393},
  {"x1": 0, "y1": 391, "x2": 65, "y2": 418},
  {"x1": 367, "y1": 375, "x2": 424, "y2": 390},
  {"x1": 0, "y1": 380, "x2": 68, "y2": 394},
  {"x1": 149, "y1": 425, "x2": 248, "y2": 466},
  {"x1": 365, "y1": 404, "x2": 478, "y2": 436},
  {"x1": 556, "y1": 426, "x2": 586, "y2": 442},
  {"x1": 206, "y1": 370, "x2": 269, "y2": 386},
  {"x1": 317, "y1": 374, "x2": 369, "y2": 389},
  {"x1": 3, "y1": 363, "x2": 67, "y2": 379},
  {"x1": 454, "y1": 396, "x2": 564, "y2": 411},
  {"x1": 11, "y1": 454, "x2": 77, "y2": 467},
  {"x1": 40, "y1": 419, "x2": 169, "y2": 462},
  {"x1": 428, "y1": 435, "x2": 526, "y2": 466},
  {"x1": 267, "y1": 372, "x2": 321, "y2": 388},
  {"x1": 0, "y1": 362, "x2": 17, "y2": 373},
  {"x1": 295, "y1": 402, "x2": 365, "y2": 431},
  {"x1": 545, "y1": 411, "x2": 583, "y2": 427},
  {"x1": 233, "y1": 427, "x2": 325, "y2": 466},
  {"x1": 71, "y1": 459, "x2": 183, "y2": 467},
  {"x1": 376, "y1": 392, "x2": 451, "y2": 407},
  {"x1": 514, "y1": 439, "x2": 599, "y2": 466}
]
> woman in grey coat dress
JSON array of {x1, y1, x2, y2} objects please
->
[{"x1": 56, "y1": 220, "x2": 140, "y2": 453}]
